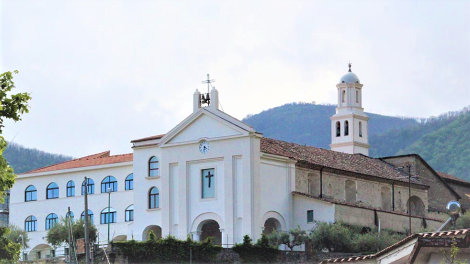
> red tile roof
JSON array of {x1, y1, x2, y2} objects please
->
[
  {"x1": 131, "y1": 134, "x2": 165, "y2": 143},
  {"x1": 321, "y1": 229, "x2": 470, "y2": 263},
  {"x1": 261, "y1": 137, "x2": 422, "y2": 184},
  {"x1": 22, "y1": 151, "x2": 133, "y2": 174},
  {"x1": 438, "y1": 171, "x2": 470, "y2": 185}
]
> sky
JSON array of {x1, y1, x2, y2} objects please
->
[{"x1": 1, "y1": 0, "x2": 469, "y2": 157}]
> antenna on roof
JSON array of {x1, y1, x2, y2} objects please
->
[{"x1": 200, "y1": 74, "x2": 215, "y2": 106}]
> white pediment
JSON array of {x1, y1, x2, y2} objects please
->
[{"x1": 163, "y1": 109, "x2": 251, "y2": 145}]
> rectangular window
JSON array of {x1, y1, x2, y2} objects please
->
[
  {"x1": 307, "y1": 210, "x2": 314, "y2": 223},
  {"x1": 202, "y1": 168, "x2": 215, "y2": 199}
]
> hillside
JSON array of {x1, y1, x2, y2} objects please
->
[
  {"x1": 243, "y1": 103, "x2": 470, "y2": 180},
  {"x1": 4, "y1": 142, "x2": 73, "y2": 174},
  {"x1": 242, "y1": 103, "x2": 419, "y2": 150}
]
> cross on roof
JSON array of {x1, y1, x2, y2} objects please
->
[{"x1": 201, "y1": 74, "x2": 215, "y2": 94}]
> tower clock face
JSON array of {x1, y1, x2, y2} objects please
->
[{"x1": 199, "y1": 141, "x2": 209, "y2": 154}]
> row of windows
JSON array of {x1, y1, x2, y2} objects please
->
[
  {"x1": 24, "y1": 205, "x2": 134, "y2": 232},
  {"x1": 335, "y1": 121, "x2": 363, "y2": 137},
  {"x1": 25, "y1": 174, "x2": 134, "y2": 202}
]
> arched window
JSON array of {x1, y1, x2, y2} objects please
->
[
  {"x1": 67, "y1": 181, "x2": 75, "y2": 197},
  {"x1": 25, "y1": 216, "x2": 37, "y2": 232},
  {"x1": 46, "y1": 183, "x2": 59, "y2": 199},
  {"x1": 82, "y1": 178, "x2": 95, "y2": 195},
  {"x1": 101, "y1": 176, "x2": 118, "y2": 193},
  {"x1": 149, "y1": 157, "x2": 159, "y2": 177},
  {"x1": 125, "y1": 205, "x2": 134, "y2": 222},
  {"x1": 345, "y1": 180, "x2": 356, "y2": 203},
  {"x1": 356, "y1": 90, "x2": 359, "y2": 103},
  {"x1": 359, "y1": 122, "x2": 363, "y2": 137},
  {"x1": 407, "y1": 196, "x2": 425, "y2": 217},
  {"x1": 344, "y1": 121, "x2": 349, "y2": 136},
  {"x1": 100, "y1": 207, "x2": 117, "y2": 224},
  {"x1": 25, "y1": 185, "x2": 37, "y2": 202},
  {"x1": 45, "y1": 213, "x2": 58, "y2": 230},
  {"x1": 66, "y1": 211, "x2": 74, "y2": 221},
  {"x1": 81, "y1": 209, "x2": 94, "y2": 223},
  {"x1": 342, "y1": 90, "x2": 346, "y2": 103},
  {"x1": 149, "y1": 187, "x2": 160, "y2": 209},
  {"x1": 381, "y1": 186, "x2": 392, "y2": 211},
  {"x1": 125, "y1": 174, "x2": 134, "y2": 190},
  {"x1": 336, "y1": 121, "x2": 341, "y2": 137}
]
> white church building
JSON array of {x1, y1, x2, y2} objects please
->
[{"x1": 10, "y1": 66, "x2": 453, "y2": 260}]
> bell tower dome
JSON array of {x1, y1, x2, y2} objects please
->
[{"x1": 330, "y1": 63, "x2": 370, "y2": 155}]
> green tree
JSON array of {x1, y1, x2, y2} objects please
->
[
  {"x1": 0, "y1": 227, "x2": 21, "y2": 262},
  {"x1": 46, "y1": 218, "x2": 98, "y2": 248},
  {"x1": 148, "y1": 230, "x2": 156, "y2": 241},
  {"x1": 3, "y1": 224, "x2": 29, "y2": 249},
  {"x1": 267, "y1": 226, "x2": 307, "y2": 251},
  {"x1": 0, "y1": 71, "x2": 31, "y2": 200},
  {"x1": 441, "y1": 238, "x2": 468, "y2": 264},
  {"x1": 0, "y1": 70, "x2": 31, "y2": 263}
]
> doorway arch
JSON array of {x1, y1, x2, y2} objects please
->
[
  {"x1": 199, "y1": 220, "x2": 222, "y2": 245},
  {"x1": 142, "y1": 225, "x2": 162, "y2": 241}
]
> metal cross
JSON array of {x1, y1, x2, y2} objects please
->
[
  {"x1": 201, "y1": 74, "x2": 215, "y2": 94},
  {"x1": 348, "y1": 62, "x2": 352, "y2": 72},
  {"x1": 205, "y1": 170, "x2": 214, "y2": 188}
]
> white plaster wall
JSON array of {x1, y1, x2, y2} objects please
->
[
  {"x1": 293, "y1": 195, "x2": 335, "y2": 231},
  {"x1": 259, "y1": 160, "x2": 292, "y2": 234},
  {"x1": 9, "y1": 163, "x2": 133, "y2": 253}
]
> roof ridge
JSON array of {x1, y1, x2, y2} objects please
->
[{"x1": 21, "y1": 150, "x2": 111, "y2": 174}]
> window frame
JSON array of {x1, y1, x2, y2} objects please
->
[
  {"x1": 67, "y1": 181, "x2": 75, "y2": 197},
  {"x1": 359, "y1": 121, "x2": 363, "y2": 137},
  {"x1": 125, "y1": 174, "x2": 134, "y2": 190},
  {"x1": 46, "y1": 182, "x2": 59, "y2": 199},
  {"x1": 25, "y1": 185, "x2": 37, "y2": 202},
  {"x1": 45, "y1": 213, "x2": 58, "y2": 230},
  {"x1": 82, "y1": 178, "x2": 95, "y2": 195},
  {"x1": 336, "y1": 121, "x2": 341, "y2": 137},
  {"x1": 101, "y1": 176, "x2": 118, "y2": 193},
  {"x1": 149, "y1": 156, "x2": 159, "y2": 177},
  {"x1": 307, "y1": 210, "x2": 314, "y2": 223},
  {"x1": 344, "y1": 121, "x2": 349, "y2": 136},
  {"x1": 100, "y1": 207, "x2": 117, "y2": 224},
  {"x1": 125, "y1": 205, "x2": 134, "y2": 222},
  {"x1": 201, "y1": 168, "x2": 216, "y2": 199},
  {"x1": 81, "y1": 210, "x2": 94, "y2": 223},
  {"x1": 25, "y1": 216, "x2": 37, "y2": 232},
  {"x1": 149, "y1": 187, "x2": 160, "y2": 209}
]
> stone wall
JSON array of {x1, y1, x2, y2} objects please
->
[
  {"x1": 335, "y1": 204, "x2": 443, "y2": 233},
  {"x1": 382, "y1": 155, "x2": 459, "y2": 213},
  {"x1": 295, "y1": 167, "x2": 428, "y2": 215},
  {"x1": 446, "y1": 181, "x2": 470, "y2": 209}
]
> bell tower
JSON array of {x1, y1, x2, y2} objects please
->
[{"x1": 330, "y1": 63, "x2": 370, "y2": 155}]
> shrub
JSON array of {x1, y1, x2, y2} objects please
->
[
  {"x1": 456, "y1": 211, "x2": 470, "y2": 229},
  {"x1": 266, "y1": 226, "x2": 308, "y2": 251},
  {"x1": 113, "y1": 235, "x2": 221, "y2": 263},
  {"x1": 232, "y1": 235, "x2": 279, "y2": 263},
  {"x1": 309, "y1": 222, "x2": 355, "y2": 252}
]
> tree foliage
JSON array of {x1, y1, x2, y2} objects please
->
[
  {"x1": 46, "y1": 218, "x2": 98, "y2": 248},
  {"x1": 0, "y1": 227, "x2": 21, "y2": 262},
  {"x1": 232, "y1": 234, "x2": 279, "y2": 263},
  {"x1": 308, "y1": 221, "x2": 406, "y2": 253},
  {"x1": 266, "y1": 226, "x2": 308, "y2": 251},
  {"x1": 113, "y1": 235, "x2": 222, "y2": 263},
  {"x1": 0, "y1": 70, "x2": 31, "y2": 202},
  {"x1": 3, "y1": 224, "x2": 29, "y2": 249}
]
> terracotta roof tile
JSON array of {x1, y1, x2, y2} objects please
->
[
  {"x1": 438, "y1": 171, "x2": 470, "y2": 184},
  {"x1": 131, "y1": 134, "x2": 166, "y2": 143},
  {"x1": 261, "y1": 137, "x2": 421, "y2": 184},
  {"x1": 22, "y1": 151, "x2": 133, "y2": 174}
]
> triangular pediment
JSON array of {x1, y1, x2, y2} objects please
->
[{"x1": 161, "y1": 108, "x2": 254, "y2": 145}]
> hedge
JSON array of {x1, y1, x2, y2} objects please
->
[
  {"x1": 232, "y1": 234, "x2": 279, "y2": 263},
  {"x1": 112, "y1": 236, "x2": 222, "y2": 263}
]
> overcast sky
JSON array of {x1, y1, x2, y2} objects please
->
[{"x1": 1, "y1": 0, "x2": 469, "y2": 157}]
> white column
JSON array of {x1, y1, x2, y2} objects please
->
[
  {"x1": 209, "y1": 87, "x2": 219, "y2": 110},
  {"x1": 193, "y1": 89, "x2": 201, "y2": 113}
]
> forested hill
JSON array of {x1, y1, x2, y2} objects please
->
[
  {"x1": 4, "y1": 142, "x2": 73, "y2": 174},
  {"x1": 242, "y1": 103, "x2": 470, "y2": 180}
]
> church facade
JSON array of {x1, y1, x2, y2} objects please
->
[{"x1": 9, "y1": 67, "x2": 470, "y2": 260}]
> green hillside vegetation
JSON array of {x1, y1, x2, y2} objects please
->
[
  {"x1": 242, "y1": 102, "x2": 419, "y2": 150},
  {"x1": 243, "y1": 103, "x2": 470, "y2": 180},
  {"x1": 4, "y1": 142, "x2": 73, "y2": 174}
]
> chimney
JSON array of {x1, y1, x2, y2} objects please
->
[
  {"x1": 209, "y1": 87, "x2": 219, "y2": 110},
  {"x1": 193, "y1": 89, "x2": 201, "y2": 113}
]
